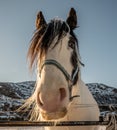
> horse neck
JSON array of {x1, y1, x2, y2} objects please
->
[
  {"x1": 64, "y1": 79, "x2": 85, "y2": 121},
  {"x1": 67, "y1": 78, "x2": 100, "y2": 119}
]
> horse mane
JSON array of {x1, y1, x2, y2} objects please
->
[{"x1": 28, "y1": 19, "x2": 68, "y2": 69}]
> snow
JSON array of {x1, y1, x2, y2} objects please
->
[{"x1": 86, "y1": 83, "x2": 117, "y2": 106}]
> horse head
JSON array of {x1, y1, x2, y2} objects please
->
[{"x1": 27, "y1": 8, "x2": 83, "y2": 121}]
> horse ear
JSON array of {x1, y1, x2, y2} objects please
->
[
  {"x1": 36, "y1": 11, "x2": 47, "y2": 29},
  {"x1": 66, "y1": 8, "x2": 77, "y2": 30}
]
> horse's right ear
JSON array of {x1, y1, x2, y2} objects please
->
[
  {"x1": 66, "y1": 8, "x2": 77, "y2": 30},
  {"x1": 36, "y1": 11, "x2": 47, "y2": 29}
]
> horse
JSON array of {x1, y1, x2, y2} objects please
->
[{"x1": 24, "y1": 8, "x2": 106, "y2": 130}]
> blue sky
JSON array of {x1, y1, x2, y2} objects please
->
[{"x1": 0, "y1": 0, "x2": 117, "y2": 87}]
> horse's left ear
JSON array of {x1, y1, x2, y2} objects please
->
[
  {"x1": 36, "y1": 11, "x2": 47, "y2": 29},
  {"x1": 66, "y1": 8, "x2": 77, "y2": 30}
]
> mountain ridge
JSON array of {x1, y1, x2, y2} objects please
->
[{"x1": 0, "y1": 81, "x2": 117, "y2": 121}]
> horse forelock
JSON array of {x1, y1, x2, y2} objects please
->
[{"x1": 27, "y1": 19, "x2": 71, "y2": 70}]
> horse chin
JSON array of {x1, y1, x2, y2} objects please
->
[{"x1": 41, "y1": 107, "x2": 67, "y2": 120}]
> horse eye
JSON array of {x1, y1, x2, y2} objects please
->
[{"x1": 68, "y1": 41, "x2": 75, "y2": 49}]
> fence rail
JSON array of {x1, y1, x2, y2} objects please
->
[{"x1": 0, "y1": 121, "x2": 109, "y2": 127}]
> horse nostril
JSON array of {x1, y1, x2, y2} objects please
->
[{"x1": 59, "y1": 88, "x2": 66, "y2": 101}]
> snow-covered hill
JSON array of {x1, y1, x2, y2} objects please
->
[
  {"x1": 0, "y1": 81, "x2": 116, "y2": 121},
  {"x1": 87, "y1": 83, "x2": 117, "y2": 111},
  {"x1": 0, "y1": 81, "x2": 35, "y2": 121}
]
